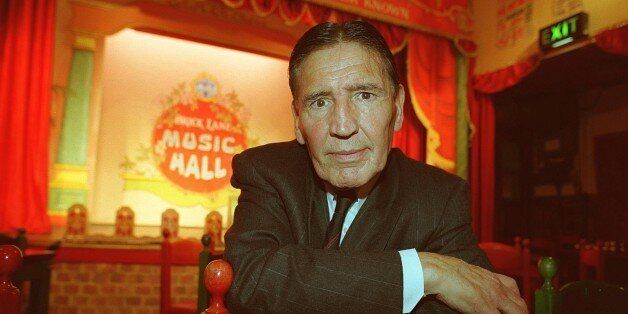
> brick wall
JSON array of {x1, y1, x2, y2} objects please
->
[{"x1": 48, "y1": 263, "x2": 198, "y2": 313}]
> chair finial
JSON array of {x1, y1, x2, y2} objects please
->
[
  {"x1": 203, "y1": 259, "x2": 233, "y2": 313},
  {"x1": 535, "y1": 257, "x2": 559, "y2": 314},
  {"x1": 538, "y1": 257, "x2": 557, "y2": 283},
  {"x1": 201, "y1": 234, "x2": 212, "y2": 250}
]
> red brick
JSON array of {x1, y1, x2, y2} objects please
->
[
  {"x1": 56, "y1": 272, "x2": 70, "y2": 282},
  {"x1": 82, "y1": 284, "x2": 98, "y2": 294},
  {"x1": 79, "y1": 308, "x2": 96, "y2": 314},
  {"x1": 92, "y1": 296, "x2": 108, "y2": 306},
  {"x1": 187, "y1": 286, "x2": 197, "y2": 295},
  {"x1": 54, "y1": 295, "x2": 69, "y2": 305},
  {"x1": 110, "y1": 273, "x2": 125, "y2": 282},
  {"x1": 118, "y1": 285, "x2": 131, "y2": 294},
  {"x1": 74, "y1": 296, "x2": 88, "y2": 306},
  {"x1": 135, "y1": 285, "x2": 151, "y2": 294},
  {"x1": 92, "y1": 272, "x2": 108, "y2": 282},
  {"x1": 144, "y1": 297, "x2": 159, "y2": 306},
  {"x1": 101, "y1": 284, "x2": 115, "y2": 294},
  {"x1": 126, "y1": 297, "x2": 141, "y2": 306},
  {"x1": 121, "y1": 264, "x2": 137, "y2": 272},
  {"x1": 181, "y1": 274, "x2": 195, "y2": 282},
  {"x1": 83, "y1": 263, "x2": 98, "y2": 271},
  {"x1": 109, "y1": 297, "x2": 122, "y2": 306},
  {"x1": 75, "y1": 272, "x2": 89, "y2": 281},
  {"x1": 145, "y1": 274, "x2": 160, "y2": 284},
  {"x1": 174, "y1": 286, "x2": 186, "y2": 294},
  {"x1": 64, "y1": 284, "x2": 79, "y2": 294},
  {"x1": 100, "y1": 264, "x2": 116, "y2": 272},
  {"x1": 50, "y1": 283, "x2": 62, "y2": 292},
  {"x1": 134, "y1": 274, "x2": 145, "y2": 283}
]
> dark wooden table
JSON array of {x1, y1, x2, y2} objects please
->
[{"x1": 12, "y1": 249, "x2": 55, "y2": 314}]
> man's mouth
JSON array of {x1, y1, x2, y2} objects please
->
[{"x1": 329, "y1": 148, "x2": 367, "y2": 162}]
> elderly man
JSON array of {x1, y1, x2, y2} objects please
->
[{"x1": 224, "y1": 21, "x2": 526, "y2": 313}]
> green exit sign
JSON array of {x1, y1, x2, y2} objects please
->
[{"x1": 540, "y1": 12, "x2": 588, "y2": 51}]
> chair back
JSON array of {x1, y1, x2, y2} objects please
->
[
  {"x1": 480, "y1": 242, "x2": 524, "y2": 270},
  {"x1": 535, "y1": 257, "x2": 628, "y2": 314},
  {"x1": 560, "y1": 280, "x2": 628, "y2": 314},
  {"x1": 0, "y1": 245, "x2": 22, "y2": 314},
  {"x1": 479, "y1": 237, "x2": 531, "y2": 274},
  {"x1": 0, "y1": 229, "x2": 27, "y2": 252},
  {"x1": 480, "y1": 237, "x2": 532, "y2": 306},
  {"x1": 161, "y1": 238, "x2": 203, "y2": 313},
  {"x1": 579, "y1": 245, "x2": 604, "y2": 280}
]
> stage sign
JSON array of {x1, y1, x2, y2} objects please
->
[
  {"x1": 539, "y1": 12, "x2": 588, "y2": 51},
  {"x1": 121, "y1": 73, "x2": 250, "y2": 209},
  {"x1": 152, "y1": 75, "x2": 246, "y2": 193}
]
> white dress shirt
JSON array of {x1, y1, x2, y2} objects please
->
[{"x1": 326, "y1": 193, "x2": 424, "y2": 313}]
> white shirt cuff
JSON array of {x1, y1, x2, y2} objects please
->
[{"x1": 399, "y1": 249, "x2": 424, "y2": 313}]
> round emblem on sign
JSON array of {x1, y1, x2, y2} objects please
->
[{"x1": 195, "y1": 76, "x2": 219, "y2": 101}]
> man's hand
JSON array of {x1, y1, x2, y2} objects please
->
[{"x1": 419, "y1": 252, "x2": 528, "y2": 314}]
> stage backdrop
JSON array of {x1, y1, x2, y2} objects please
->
[{"x1": 92, "y1": 29, "x2": 294, "y2": 227}]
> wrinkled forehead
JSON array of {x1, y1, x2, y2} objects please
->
[{"x1": 293, "y1": 43, "x2": 391, "y2": 98}]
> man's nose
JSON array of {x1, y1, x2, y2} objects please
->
[{"x1": 328, "y1": 99, "x2": 358, "y2": 138}]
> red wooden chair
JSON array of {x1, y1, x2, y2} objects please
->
[
  {"x1": 579, "y1": 244, "x2": 605, "y2": 281},
  {"x1": 0, "y1": 245, "x2": 22, "y2": 314},
  {"x1": 479, "y1": 237, "x2": 535, "y2": 306},
  {"x1": 161, "y1": 237, "x2": 203, "y2": 314},
  {"x1": 535, "y1": 257, "x2": 628, "y2": 314}
]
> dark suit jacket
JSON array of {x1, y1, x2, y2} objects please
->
[{"x1": 224, "y1": 140, "x2": 491, "y2": 313}]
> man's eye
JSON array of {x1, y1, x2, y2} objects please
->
[
  {"x1": 311, "y1": 99, "x2": 329, "y2": 108},
  {"x1": 355, "y1": 92, "x2": 375, "y2": 101}
]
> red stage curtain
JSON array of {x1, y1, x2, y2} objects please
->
[
  {"x1": 595, "y1": 24, "x2": 628, "y2": 55},
  {"x1": 392, "y1": 49, "x2": 426, "y2": 161},
  {"x1": 0, "y1": 0, "x2": 55, "y2": 234},
  {"x1": 304, "y1": 2, "x2": 333, "y2": 25},
  {"x1": 472, "y1": 56, "x2": 539, "y2": 94},
  {"x1": 330, "y1": 10, "x2": 408, "y2": 53},
  {"x1": 468, "y1": 89, "x2": 495, "y2": 242},
  {"x1": 406, "y1": 32, "x2": 457, "y2": 172},
  {"x1": 468, "y1": 54, "x2": 539, "y2": 241},
  {"x1": 367, "y1": 19, "x2": 407, "y2": 54}
]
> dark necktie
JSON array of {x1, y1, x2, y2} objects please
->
[{"x1": 323, "y1": 190, "x2": 356, "y2": 249}]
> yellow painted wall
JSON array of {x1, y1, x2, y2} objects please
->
[
  {"x1": 91, "y1": 29, "x2": 295, "y2": 227},
  {"x1": 473, "y1": 0, "x2": 627, "y2": 74}
]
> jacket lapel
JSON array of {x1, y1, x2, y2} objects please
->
[
  {"x1": 306, "y1": 162, "x2": 329, "y2": 249},
  {"x1": 340, "y1": 150, "x2": 405, "y2": 251}
]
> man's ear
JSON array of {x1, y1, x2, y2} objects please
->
[
  {"x1": 292, "y1": 101, "x2": 306, "y2": 145},
  {"x1": 393, "y1": 84, "x2": 405, "y2": 131}
]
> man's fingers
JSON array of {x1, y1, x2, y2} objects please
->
[
  {"x1": 494, "y1": 277, "x2": 528, "y2": 314},
  {"x1": 497, "y1": 274, "x2": 521, "y2": 296},
  {"x1": 497, "y1": 296, "x2": 528, "y2": 314},
  {"x1": 422, "y1": 253, "x2": 528, "y2": 314}
]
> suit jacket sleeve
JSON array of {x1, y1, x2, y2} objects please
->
[
  {"x1": 413, "y1": 179, "x2": 492, "y2": 313},
  {"x1": 224, "y1": 153, "x2": 404, "y2": 313},
  {"x1": 424, "y1": 179, "x2": 492, "y2": 271}
]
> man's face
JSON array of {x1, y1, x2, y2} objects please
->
[{"x1": 292, "y1": 42, "x2": 404, "y2": 190}]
